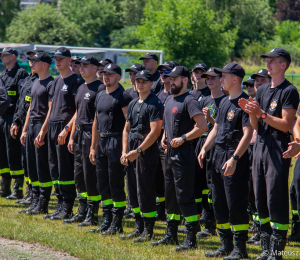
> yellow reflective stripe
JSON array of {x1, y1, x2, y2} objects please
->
[
  {"x1": 195, "y1": 198, "x2": 202, "y2": 203},
  {"x1": 52, "y1": 180, "x2": 58, "y2": 185},
  {"x1": 7, "y1": 91, "x2": 16, "y2": 96},
  {"x1": 0, "y1": 168, "x2": 10, "y2": 174},
  {"x1": 271, "y1": 222, "x2": 289, "y2": 231},
  {"x1": 88, "y1": 195, "x2": 101, "y2": 201},
  {"x1": 231, "y1": 224, "x2": 249, "y2": 232},
  {"x1": 141, "y1": 211, "x2": 157, "y2": 218},
  {"x1": 19, "y1": 187, "x2": 23, "y2": 190},
  {"x1": 40, "y1": 181, "x2": 53, "y2": 188},
  {"x1": 132, "y1": 207, "x2": 140, "y2": 214},
  {"x1": 185, "y1": 215, "x2": 198, "y2": 223},
  {"x1": 156, "y1": 197, "x2": 165, "y2": 202},
  {"x1": 31, "y1": 181, "x2": 40, "y2": 187},
  {"x1": 24, "y1": 177, "x2": 30, "y2": 182},
  {"x1": 260, "y1": 217, "x2": 270, "y2": 224},
  {"x1": 25, "y1": 96, "x2": 31, "y2": 101},
  {"x1": 217, "y1": 223, "x2": 231, "y2": 230},
  {"x1": 253, "y1": 215, "x2": 259, "y2": 221},
  {"x1": 202, "y1": 189, "x2": 209, "y2": 195},
  {"x1": 208, "y1": 198, "x2": 213, "y2": 203},
  {"x1": 113, "y1": 201, "x2": 126, "y2": 207},
  {"x1": 10, "y1": 170, "x2": 24, "y2": 176},
  {"x1": 58, "y1": 180, "x2": 75, "y2": 185},
  {"x1": 79, "y1": 192, "x2": 88, "y2": 198},
  {"x1": 292, "y1": 210, "x2": 299, "y2": 216},
  {"x1": 101, "y1": 199, "x2": 113, "y2": 206},
  {"x1": 167, "y1": 214, "x2": 180, "y2": 221}
]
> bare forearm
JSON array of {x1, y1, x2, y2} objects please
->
[
  {"x1": 261, "y1": 114, "x2": 295, "y2": 133},
  {"x1": 186, "y1": 124, "x2": 208, "y2": 141},
  {"x1": 249, "y1": 114, "x2": 259, "y2": 131},
  {"x1": 70, "y1": 112, "x2": 76, "y2": 140},
  {"x1": 139, "y1": 129, "x2": 160, "y2": 152},
  {"x1": 202, "y1": 126, "x2": 217, "y2": 152},
  {"x1": 91, "y1": 116, "x2": 99, "y2": 150},
  {"x1": 41, "y1": 102, "x2": 52, "y2": 133}
]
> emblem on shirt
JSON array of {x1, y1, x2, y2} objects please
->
[
  {"x1": 172, "y1": 107, "x2": 178, "y2": 113},
  {"x1": 227, "y1": 110, "x2": 235, "y2": 120},
  {"x1": 270, "y1": 100, "x2": 278, "y2": 111},
  {"x1": 61, "y1": 84, "x2": 68, "y2": 91},
  {"x1": 19, "y1": 79, "x2": 25, "y2": 86},
  {"x1": 84, "y1": 92, "x2": 90, "y2": 100}
]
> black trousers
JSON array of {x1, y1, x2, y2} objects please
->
[
  {"x1": 96, "y1": 135, "x2": 126, "y2": 215},
  {"x1": 48, "y1": 121, "x2": 76, "y2": 202},
  {"x1": 22, "y1": 140, "x2": 29, "y2": 184},
  {"x1": 206, "y1": 142, "x2": 215, "y2": 211},
  {"x1": 155, "y1": 139, "x2": 166, "y2": 203},
  {"x1": 211, "y1": 144, "x2": 249, "y2": 242},
  {"x1": 126, "y1": 136, "x2": 158, "y2": 221},
  {"x1": 26, "y1": 120, "x2": 52, "y2": 199},
  {"x1": 165, "y1": 143, "x2": 198, "y2": 228},
  {"x1": 74, "y1": 127, "x2": 100, "y2": 205},
  {"x1": 0, "y1": 114, "x2": 23, "y2": 179},
  {"x1": 290, "y1": 156, "x2": 300, "y2": 221},
  {"x1": 252, "y1": 135, "x2": 290, "y2": 238}
]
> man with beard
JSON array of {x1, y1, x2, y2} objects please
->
[
  {"x1": 96, "y1": 58, "x2": 113, "y2": 83},
  {"x1": 89, "y1": 64, "x2": 132, "y2": 235},
  {"x1": 125, "y1": 63, "x2": 145, "y2": 99},
  {"x1": 152, "y1": 66, "x2": 208, "y2": 250}
]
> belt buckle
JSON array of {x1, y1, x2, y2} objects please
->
[
  {"x1": 101, "y1": 133, "x2": 107, "y2": 138},
  {"x1": 76, "y1": 125, "x2": 80, "y2": 131}
]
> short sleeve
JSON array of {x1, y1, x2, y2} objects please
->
[
  {"x1": 120, "y1": 91, "x2": 133, "y2": 108},
  {"x1": 199, "y1": 97, "x2": 206, "y2": 110},
  {"x1": 187, "y1": 97, "x2": 203, "y2": 119},
  {"x1": 148, "y1": 100, "x2": 164, "y2": 122},
  {"x1": 242, "y1": 111, "x2": 251, "y2": 127},
  {"x1": 72, "y1": 77, "x2": 84, "y2": 96},
  {"x1": 47, "y1": 81, "x2": 54, "y2": 101},
  {"x1": 126, "y1": 100, "x2": 134, "y2": 121},
  {"x1": 282, "y1": 86, "x2": 299, "y2": 110},
  {"x1": 48, "y1": 77, "x2": 58, "y2": 101}
]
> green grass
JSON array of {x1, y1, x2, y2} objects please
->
[{"x1": 0, "y1": 161, "x2": 299, "y2": 260}]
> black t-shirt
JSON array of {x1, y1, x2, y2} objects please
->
[
  {"x1": 215, "y1": 91, "x2": 251, "y2": 146},
  {"x1": 30, "y1": 76, "x2": 54, "y2": 120},
  {"x1": 126, "y1": 87, "x2": 139, "y2": 99},
  {"x1": 151, "y1": 70, "x2": 164, "y2": 94},
  {"x1": 164, "y1": 92, "x2": 203, "y2": 141},
  {"x1": 49, "y1": 73, "x2": 84, "y2": 122},
  {"x1": 95, "y1": 87, "x2": 132, "y2": 133},
  {"x1": 256, "y1": 79, "x2": 299, "y2": 138},
  {"x1": 199, "y1": 94, "x2": 226, "y2": 136},
  {"x1": 156, "y1": 89, "x2": 171, "y2": 107},
  {"x1": 76, "y1": 80, "x2": 101, "y2": 125},
  {"x1": 189, "y1": 86, "x2": 211, "y2": 102},
  {"x1": 127, "y1": 93, "x2": 164, "y2": 135}
]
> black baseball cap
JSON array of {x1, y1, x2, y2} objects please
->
[
  {"x1": 261, "y1": 48, "x2": 291, "y2": 63},
  {"x1": 99, "y1": 58, "x2": 113, "y2": 67},
  {"x1": 164, "y1": 66, "x2": 190, "y2": 79},
  {"x1": 0, "y1": 47, "x2": 18, "y2": 56},
  {"x1": 28, "y1": 51, "x2": 52, "y2": 64},
  {"x1": 192, "y1": 63, "x2": 208, "y2": 72},
  {"x1": 27, "y1": 47, "x2": 42, "y2": 55},
  {"x1": 71, "y1": 56, "x2": 81, "y2": 63},
  {"x1": 214, "y1": 63, "x2": 245, "y2": 79},
  {"x1": 243, "y1": 76, "x2": 255, "y2": 86},
  {"x1": 157, "y1": 61, "x2": 175, "y2": 71},
  {"x1": 103, "y1": 63, "x2": 121, "y2": 75},
  {"x1": 201, "y1": 67, "x2": 222, "y2": 78},
  {"x1": 135, "y1": 70, "x2": 153, "y2": 82},
  {"x1": 139, "y1": 53, "x2": 159, "y2": 62},
  {"x1": 79, "y1": 55, "x2": 99, "y2": 66},
  {"x1": 251, "y1": 69, "x2": 271, "y2": 79},
  {"x1": 170, "y1": 61, "x2": 180, "y2": 66},
  {"x1": 52, "y1": 47, "x2": 71, "y2": 58},
  {"x1": 125, "y1": 63, "x2": 145, "y2": 72}
]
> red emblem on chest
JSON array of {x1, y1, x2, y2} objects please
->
[{"x1": 172, "y1": 107, "x2": 178, "y2": 113}]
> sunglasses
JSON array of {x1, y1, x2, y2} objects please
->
[
  {"x1": 159, "y1": 70, "x2": 171, "y2": 74},
  {"x1": 246, "y1": 84, "x2": 254, "y2": 88}
]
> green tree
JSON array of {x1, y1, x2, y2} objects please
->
[
  {"x1": 133, "y1": 0, "x2": 238, "y2": 68},
  {"x1": 6, "y1": 4, "x2": 81, "y2": 45}
]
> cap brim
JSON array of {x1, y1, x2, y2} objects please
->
[
  {"x1": 214, "y1": 68, "x2": 228, "y2": 74},
  {"x1": 26, "y1": 51, "x2": 37, "y2": 55},
  {"x1": 139, "y1": 56, "x2": 147, "y2": 60},
  {"x1": 261, "y1": 53, "x2": 279, "y2": 58},
  {"x1": 158, "y1": 65, "x2": 172, "y2": 70},
  {"x1": 192, "y1": 66, "x2": 206, "y2": 72},
  {"x1": 125, "y1": 68, "x2": 139, "y2": 72},
  {"x1": 201, "y1": 72, "x2": 221, "y2": 78},
  {"x1": 28, "y1": 56, "x2": 40, "y2": 62},
  {"x1": 251, "y1": 73, "x2": 269, "y2": 79},
  {"x1": 135, "y1": 75, "x2": 151, "y2": 81},
  {"x1": 0, "y1": 51, "x2": 11, "y2": 55},
  {"x1": 52, "y1": 54, "x2": 68, "y2": 58},
  {"x1": 103, "y1": 68, "x2": 118, "y2": 74}
]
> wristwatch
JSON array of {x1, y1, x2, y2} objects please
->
[
  {"x1": 65, "y1": 125, "x2": 71, "y2": 132},
  {"x1": 137, "y1": 147, "x2": 142, "y2": 154},
  {"x1": 260, "y1": 112, "x2": 267, "y2": 119},
  {"x1": 231, "y1": 155, "x2": 239, "y2": 161},
  {"x1": 181, "y1": 135, "x2": 187, "y2": 142}
]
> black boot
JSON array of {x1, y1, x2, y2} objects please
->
[
  {"x1": 50, "y1": 200, "x2": 74, "y2": 220},
  {"x1": 178, "y1": 226, "x2": 187, "y2": 233},
  {"x1": 197, "y1": 217, "x2": 216, "y2": 238},
  {"x1": 120, "y1": 217, "x2": 144, "y2": 240},
  {"x1": 256, "y1": 232, "x2": 271, "y2": 260},
  {"x1": 18, "y1": 193, "x2": 39, "y2": 214},
  {"x1": 200, "y1": 208, "x2": 208, "y2": 225},
  {"x1": 78, "y1": 204, "x2": 99, "y2": 227},
  {"x1": 287, "y1": 220, "x2": 300, "y2": 242},
  {"x1": 16, "y1": 184, "x2": 32, "y2": 204},
  {"x1": 249, "y1": 221, "x2": 260, "y2": 234},
  {"x1": 43, "y1": 198, "x2": 63, "y2": 219},
  {"x1": 27, "y1": 196, "x2": 49, "y2": 215},
  {"x1": 63, "y1": 199, "x2": 87, "y2": 224},
  {"x1": 89, "y1": 208, "x2": 112, "y2": 233},
  {"x1": 155, "y1": 201, "x2": 166, "y2": 221},
  {"x1": 151, "y1": 221, "x2": 179, "y2": 246},
  {"x1": 268, "y1": 235, "x2": 286, "y2": 260},
  {"x1": 102, "y1": 214, "x2": 123, "y2": 235},
  {"x1": 6, "y1": 178, "x2": 23, "y2": 200},
  {"x1": 134, "y1": 219, "x2": 155, "y2": 242},
  {"x1": 175, "y1": 225, "x2": 197, "y2": 251},
  {"x1": 223, "y1": 238, "x2": 248, "y2": 260},
  {"x1": 0, "y1": 177, "x2": 11, "y2": 197},
  {"x1": 205, "y1": 237, "x2": 234, "y2": 257}
]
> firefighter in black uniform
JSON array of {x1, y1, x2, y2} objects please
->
[
  {"x1": 152, "y1": 66, "x2": 208, "y2": 250},
  {"x1": 9, "y1": 49, "x2": 39, "y2": 203},
  {"x1": 96, "y1": 58, "x2": 113, "y2": 82},
  {"x1": 199, "y1": 63, "x2": 253, "y2": 259},
  {"x1": 42, "y1": 47, "x2": 84, "y2": 220},
  {"x1": 64, "y1": 55, "x2": 102, "y2": 227},
  {"x1": 120, "y1": 69, "x2": 163, "y2": 242},
  {"x1": 70, "y1": 56, "x2": 81, "y2": 76},
  {"x1": 125, "y1": 63, "x2": 145, "y2": 99},
  {"x1": 0, "y1": 78, "x2": 10, "y2": 116},
  {"x1": 0, "y1": 47, "x2": 28, "y2": 198},
  {"x1": 89, "y1": 64, "x2": 132, "y2": 235},
  {"x1": 239, "y1": 48, "x2": 299, "y2": 259},
  {"x1": 19, "y1": 51, "x2": 54, "y2": 215}
]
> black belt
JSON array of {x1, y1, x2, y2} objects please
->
[
  {"x1": 75, "y1": 124, "x2": 92, "y2": 131},
  {"x1": 258, "y1": 132, "x2": 290, "y2": 142},
  {"x1": 99, "y1": 132, "x2": 121, "y2": 138},
  {"x1": 29, "y1": 118, "x2": 44, "y2": 124},
  {"x1": 129, "y1": 132, "x2": 146, "y2": 140}
]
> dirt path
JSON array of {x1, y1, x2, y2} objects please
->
[{"x1": 0, "y1": 237, "x2": 79, "y2": 260}]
